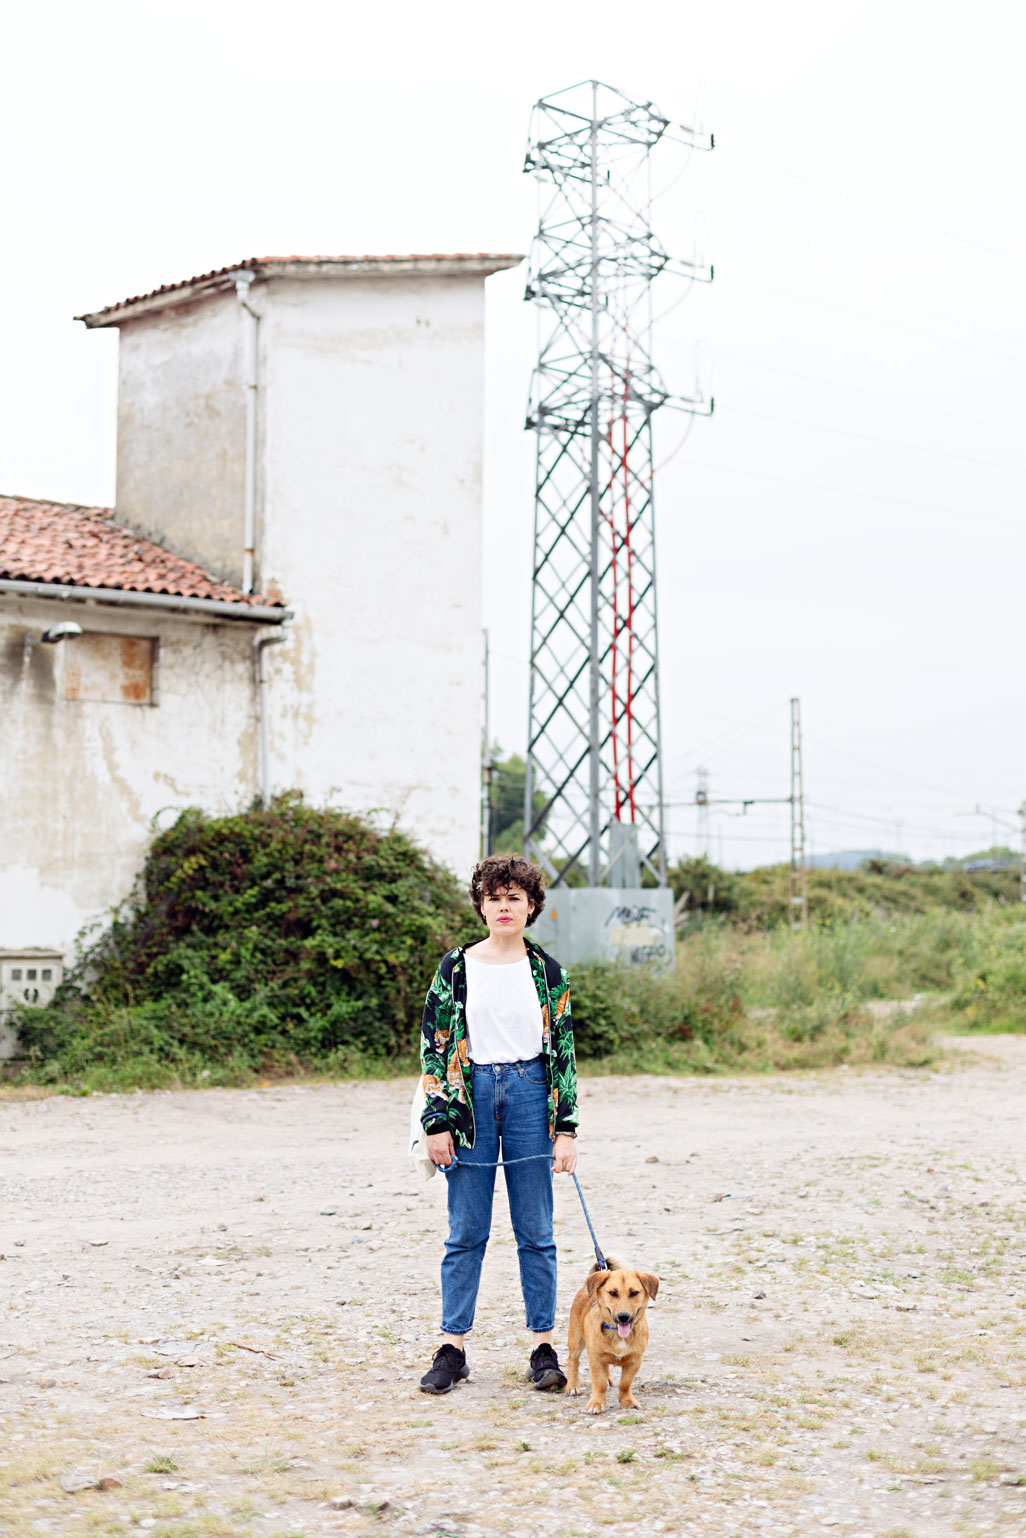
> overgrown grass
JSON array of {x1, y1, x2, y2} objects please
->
[
  {"x1": 572, "y1": 925, "x2": 937, "y2": 1076},
  {"x1": 947, "y1": 918, "x2": 1026, "y2": 1030},
  {"x1": 675, "y1": 907, "x2": 1010, "y2": 1011},
  {"x1": 578, "y1": 1015, "x2": 935, "y2": 1076}
]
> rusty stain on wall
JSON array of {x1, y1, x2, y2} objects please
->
[{"x1": 65, "y1": 633, "x2": 154, "y2": 705}]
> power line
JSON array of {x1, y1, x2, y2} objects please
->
[
  {"x1": 718, "y1": 142, "x2": 1026, "y2": 266},
  {"x1": 666, "y1": 797, "x2": 993, "y2": 844},
  {"x1": 725, "y1": 273, "x2": 1026, "y2": 368},
  {"x1": 671, "y1": 704, "x2": 970, "y2": 801},
  {"x1": 809, "y1": 796, "x2": 994, "y2": 836},
  {"x1": 665, "y1": 701, "x2": 786, "y2": 769},
  {"x1": 684, "y1": 457, "x2": 1026, "y2": 534},
  {"x1": 810, "y1": 798, "x2": 963, "y2": 829},
  {"x1": 670, "y1": 703, "x2": 992, "y2": 804},
  {"x1": 702, "y1": 347, "x2": 1024, "y2": 439},
  {"x1": 729, "y1": 248, "x2": 1026, "y2": 364},
  {"x1": 802, "y1": 740, "x2": 970, "y2": 801},
  {"x1": 666, "y1": 829, "x2": 799, "y2": 844},
  {"x1": 727, "y1": 403, "x2": 1026, "y2": 478},
  {"x1": 666, "y1": 825, "x2": 996, "y2": 848}
]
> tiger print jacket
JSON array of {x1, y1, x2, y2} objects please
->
[{"x1": 419, "y1": 938, "x2": 578, "y2": 1148}]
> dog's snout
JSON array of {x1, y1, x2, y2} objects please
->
[{"x1": 616, "y1": 1311, "x2": 631, "y2": 1323}]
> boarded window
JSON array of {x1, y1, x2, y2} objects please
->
[{"x1": 64, "y1": 633, "x2": 155, "y2": 705}]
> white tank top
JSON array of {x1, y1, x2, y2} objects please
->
[{"x1": 464, "y1": 951, "x2": 544, "y2": 1064}]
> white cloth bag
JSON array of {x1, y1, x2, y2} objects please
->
[{"x1": 409, "y1": 1075, "x2": 438, "y2": 1181}]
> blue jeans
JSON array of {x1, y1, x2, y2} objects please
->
[{"x1": 440, "y1": 1058, "x2": 555, "y2": 1335}]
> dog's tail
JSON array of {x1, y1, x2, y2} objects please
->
[{"x1": 590, "y1": 1256, "x2": 624, "y2": 1274}]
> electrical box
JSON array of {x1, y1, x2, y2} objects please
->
[{"x1": 0, "y1": 949, "x2": 64, "y2": 1059}]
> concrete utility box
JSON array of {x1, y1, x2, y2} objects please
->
[
  {"x1": 532, "y1": 888, "x2": 675, "y2": 970},
  {"x1": 0, "y1": 948, "x2": 64, "y2": 1059}
]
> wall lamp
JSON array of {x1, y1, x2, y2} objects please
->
[{"x1": 23, "y1": 621, "x2": 83, "y2": 660}]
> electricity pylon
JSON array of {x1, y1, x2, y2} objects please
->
[{"x1": 523, "y1": 79, "x2": 712, "y2": 888}]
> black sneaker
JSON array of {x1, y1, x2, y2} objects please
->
[
  {"x1": 527, "y1": 1342, "x2": 567, "y2": 1391},
  {"x1": 419, "y1": 1344, "x2": 469, "y2": 1395}
]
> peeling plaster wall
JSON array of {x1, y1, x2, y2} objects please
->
[
  {"x1": 257, "y1": 274, "x2": 485, "y2": 878},
  {"x1": 116, "y1": 292, "x2": 246, "y2": 586},
  {"x1": 17, "y1": 267, "x2": 490, "y2": 955},
  {"x1": 0, "y1": 598, "x2": 259, "y2": 956}
]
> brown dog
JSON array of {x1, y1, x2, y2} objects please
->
[{"x1": 565, "y1": 1258, "x2": 660, "y2": 1414}]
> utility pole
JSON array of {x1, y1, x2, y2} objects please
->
[
  {"x1": 678, "y1": 703, "x2": 807, "y2": 916},
  {"x1": 695, "y1": 767, "x2": 711, "y2": 858},
  {"x1": 789, "y1": 696, "x2": 808, "y2": 930}
]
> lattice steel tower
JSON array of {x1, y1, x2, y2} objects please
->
[{"x1": 523, "y1": 80, "x2": 712, "y2": 887}]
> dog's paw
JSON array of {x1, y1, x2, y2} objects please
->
[
  {"x1": 584, "y1": 1400, "x2": 605, "y2": 1415},
  {"x1": 619, "y1": 1394, "x2": 639, "y2": 1410},
  {"x1": 565, "y1": 1385, "x2": 583, "y2": 1397}
]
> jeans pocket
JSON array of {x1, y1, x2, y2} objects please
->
[{"x1": 522, "y1": 1061, "x2": 547, "y2": 1087}]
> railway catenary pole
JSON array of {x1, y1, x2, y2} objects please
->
[
  {"x1": 522, "y1": 81, "x2": 712, "y2": 890},
  {"x1": 790, "y1": 696, "x2": 808, "y2": 929}
]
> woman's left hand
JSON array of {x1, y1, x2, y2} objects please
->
[{"x1": 552, "y1": 1134, "x2": 577, "y2": 1175}]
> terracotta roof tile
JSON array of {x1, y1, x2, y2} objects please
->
[
  {"x1": 77, "y1": 252, "x2": 524, "y2": 327},
  {"x1": 0, "y1": 494, "x2": 283, "y2": 607}
]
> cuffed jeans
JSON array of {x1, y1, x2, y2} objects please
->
[{"x1": 440, "y1": 1058, "x2": 556, "y2": 1335}]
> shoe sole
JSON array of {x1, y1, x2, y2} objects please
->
[
  {"x1": 420, "y1": 1369, "x2": 470, "y2": 1395},
  {"x1": 531, "y1": 1368, "x2": 567, "y2": 1391}
]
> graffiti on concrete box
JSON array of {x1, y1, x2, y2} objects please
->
[{"x1": 604, "y1": 903, "x2": 671, "y2": 965}]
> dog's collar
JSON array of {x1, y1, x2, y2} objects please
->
[{"x1": 602, "y1": 1322, "x2": 633, "y2": 1332}]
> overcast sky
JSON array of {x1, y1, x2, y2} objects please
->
[{"x1": 5, "y1": 1, "x2": 1025, "y2": 869}]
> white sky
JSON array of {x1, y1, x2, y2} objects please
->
[{"x1": 4, "y1": 1, "x2": 1025, "y2": 869}]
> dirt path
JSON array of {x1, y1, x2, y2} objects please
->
[{"x1": 3, "y1": 1040, "x2": 1026, "y2": 1538}]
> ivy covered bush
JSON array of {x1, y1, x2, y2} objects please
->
[{"x1": 15, "y1": 795, "x2": 477, "y2": 1089}]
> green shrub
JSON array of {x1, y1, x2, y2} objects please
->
[
  {"x1": 670, "y1": 855, "x2": 1020, "y2": 929},
  {"x1": 949, "y1": 921, "x2": 1026, "y2": 1029},
  {"x1": 14, "y1": 795, "x2": 475, "y2": 1087},
  {"x1": 571, "y1": 952, "x2": 745, "y2": 1061}
]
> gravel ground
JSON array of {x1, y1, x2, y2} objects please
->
[{"x1": 2, "y1": 1038, "x2": 1026, "y2": 1538}]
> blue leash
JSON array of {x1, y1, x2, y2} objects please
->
[
  {"x1": 569, "y1": 1172, "x2": 608, "y2": 1272},
  {"x1": 444, "y1": 1152, "x2": 607, "y2": 1271}
]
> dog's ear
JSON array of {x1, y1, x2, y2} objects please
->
[
  {"x1": 638, "y1": 1271, "x2": 660, "y2": 1301},
  {"x1": 586, "y1": 1269, "x2": 609, "y2": 1298}
]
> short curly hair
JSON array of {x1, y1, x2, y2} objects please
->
[{"x1": 470, "y1": 855, "x2": 547, "y2": 926}]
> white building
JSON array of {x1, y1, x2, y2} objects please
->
[{"x1": 1, "y1": 253, "x2": 520, "y2": 974}]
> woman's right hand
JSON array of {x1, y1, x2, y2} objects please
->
[{"x1": 427, "y1": 1131, "x2": 455, "y2": 1168}]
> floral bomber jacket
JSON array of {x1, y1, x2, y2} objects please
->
[{"x1": 419, "y1": 939, "x2": 579, "y2": 1149}]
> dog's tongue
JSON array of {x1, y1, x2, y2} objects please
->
[{"x1": 617, "y1": 1322, "x2": 631, "y2": 1340}]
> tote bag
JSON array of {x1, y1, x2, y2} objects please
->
[{"x1": 409, "y1": 1075, "x2": 439, "y2": 1181}]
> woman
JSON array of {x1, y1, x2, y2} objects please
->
[{"x1": 418, "y1": 854, "x2": 579, "y2": 1394}]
